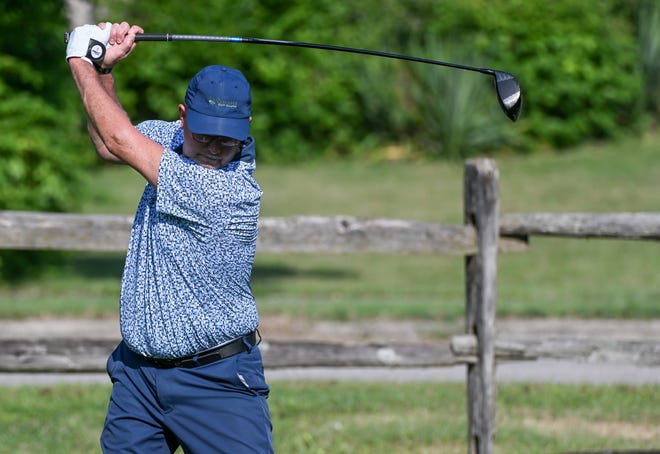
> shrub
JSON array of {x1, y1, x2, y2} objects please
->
[
  {"x1": 95, "y1": 0, "x2": 645, "y2": 158},
  {"x1": 469, "y1": 0, "x2": 643, "y2": 147},
  {"x1": 0, "y1": 1, "x2": 93, "y2": 280},
  {"x1": 637, "y1": 0, "x2": 660, "y2": 118}
]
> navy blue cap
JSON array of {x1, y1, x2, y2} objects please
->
[{"x1": 184, "y1": 65, "x2": 251, "y2": 141}]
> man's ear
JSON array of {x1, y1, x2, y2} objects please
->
[{"x1": 178, "y1": 104, "x2": 187, "y2": 124}]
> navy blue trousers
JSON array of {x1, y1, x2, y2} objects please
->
[{"x1": 100, "y1": 340, "x2": 273, "y2": 453}]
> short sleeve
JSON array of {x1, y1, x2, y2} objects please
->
[{"x1": 156, "y1": 149, "x2": 232, "y2": 228}]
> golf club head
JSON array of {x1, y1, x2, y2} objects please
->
[{"x1": 493, "y1": 71, "x2": 522, "y2": 121}]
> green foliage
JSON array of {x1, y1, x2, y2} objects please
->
[
  {"x1": 357, "y1": 38, "x2": 516, "y2": 159},
  {"x1": 92, "y1": 0, "x2": 648, "y2": 160},
  {"x1": 0, "y1": 59, "x2": 83, "y2": 212},
  {"x1": 0, "y1": 1, "x2": 94, "y2": 279},
  {"x1": 637, "y1": 0, "x2": 660, "y2": 117},
  {"x1": 393, "y1": 0, "x2": 645, "y2": 148},
  {"x1": 473, "y1": 0, "x2": 643, "y2": 147},
  {"x1": 101, "y1": 0, "x2": 375, "y2": 161}
]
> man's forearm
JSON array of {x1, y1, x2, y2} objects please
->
[
  {"x1": 70, "y1": 59, "x2": 132, "y2": 159},
  {"x1": 86, "y1": 71, "x2": 125, "y2": 163}
]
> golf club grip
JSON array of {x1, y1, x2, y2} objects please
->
[
  {"x1": 136, "y1": 34, "x2": 242, "y2": 42},
  {"x1": 135, "y1": 34, "x2": 168, "y2": 41},
  {"x1": 63, "y1": 32, "x2": 234, "y2": 43}
]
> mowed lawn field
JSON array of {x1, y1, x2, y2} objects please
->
[
  {"x1": 0, "y1": 133, "x2": 658, "y2": 453},
  {"x1": 0, "y1": 382, "x2": 658, "y2": 453},
  {"x1": 1, "y1": 132, "x2": 658, "y2": 321}
]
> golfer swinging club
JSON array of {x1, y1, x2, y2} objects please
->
[{"x1": 66, "y1": 21, "x2": 273, "y2": 453}]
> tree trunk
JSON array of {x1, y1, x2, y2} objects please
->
[{"x1": 64, "y1": 0, "x2": 94, "y2": 28}]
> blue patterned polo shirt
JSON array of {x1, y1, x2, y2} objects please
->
[{"x1": 119, "y1": 120, "x2": 262, "y2": 359}]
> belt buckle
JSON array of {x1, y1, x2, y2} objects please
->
[{"x1": 151, "y1": 357, "x2": 174, "y2": 368}]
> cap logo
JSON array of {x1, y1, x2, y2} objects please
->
[{"x1": 208, "y1": 98, "x2": 238, "y2": 109}]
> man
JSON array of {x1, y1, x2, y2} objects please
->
[{"x1": 66, "y1": 21, "x2": 273, "y2": 453}]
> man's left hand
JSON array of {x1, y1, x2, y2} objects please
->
[{"x1": 65, "y1": 22, "x2": 112, "y2": 65}]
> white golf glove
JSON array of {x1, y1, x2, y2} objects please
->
[{"x1": 66, "y1": 22, "x2": 112, "y2": 65}]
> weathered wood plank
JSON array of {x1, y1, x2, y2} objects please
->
[
  {"x1": 451, "y1": 335, "x2": 660, "y2": 366},
  {"x1": 0, "y1": 339, "x2": 458, "y2": 372},
  {"x1": 2, "y1": 336, "x2": 656, "y2": 372},
  {"x1": 260, "y1": 340, "x2": 457, "y2": 368},
  {"x1": 463, "y1": 159, "x2": 499, "y2": 454},
  {"x1": 0, "y1": 339, "x2": 116, "y2": 372},
  {"x1": 257, "y1": 215, "x2": 478, "y2": 255},
  {"x1": 500, "y1": 212, "x2": 660, "y2": 240},
  {"x1": 0, "y1": 211, "x2": 527, "y2": 254},
  {"x1": 0, "y1": 211, "x2": 133, "y2": 251},
  {"x1": 1, "y1": 210, "x2": 658, "y2": 254},
  {"x1": 451, "y1": 335, "x2": 546, "y2": 362}
]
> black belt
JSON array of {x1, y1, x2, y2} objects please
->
[{"x1": 145, "y1": 331, "x2": 258, "y2": 368}]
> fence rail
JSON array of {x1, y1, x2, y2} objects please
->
[
  {"x1": 4, "y1": 210, "x2": 658, "y2": 253},
  {"x1": 500, "y1": 212, "x2": 660, "y2": 240},
  {"x1": 1, "y1": 159, "x2": 658, "y2": 454},
  {"x1": 0, "y1": 210, "x2": 531, "y2": 254},
  {"x1": 3, "y1": 336, "x2": 658, "y2": 373}
]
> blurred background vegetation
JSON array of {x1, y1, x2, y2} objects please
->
[{"x1": 1, "y1": 0, "x2": 659, "y2": 280}]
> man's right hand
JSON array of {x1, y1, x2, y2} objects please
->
[{"x1": 101, "y1": 22, "x2": 144, "y2": 71}]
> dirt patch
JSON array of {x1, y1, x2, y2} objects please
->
[
  {"x1": 258, "y1": 314, "x2": 462, "y2": 342},
  {"x1": 0, "y1": 315, "x2": 658, "y2": 343},
  {"x1": 520, "y1": 414, "x2": 660, "y2": 442},
  {"x1": 258, "y1": 315, "x2": 660, "y2": 342}
]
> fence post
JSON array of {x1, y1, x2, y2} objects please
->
[{"x1": 463, "y1": 159, "x2": 499, "y2": 454}]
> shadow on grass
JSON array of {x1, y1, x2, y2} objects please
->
[
  {"x1": 68, "y1": 253, "x2": 359, "y2": 282},
  {"x1": 69, "y1": 252, "x2": 126, "y2": 279},
  {"x1": 1, "y1": 251, "x2": 126, "y2": 283},
  {"x1": 252, "y1": 263, "x2": 358, "y2": 282}
]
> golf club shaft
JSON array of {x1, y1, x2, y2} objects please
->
[
  {"x1": 64, "y1": 32, "x2": 496, "y2": 77},
  {"x1": 136, "y1": 34, "x2": 497, "y2": 77}
]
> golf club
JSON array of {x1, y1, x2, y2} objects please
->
[{"x1": 65, "y1": 32, "x2": 522, "y2": 121}]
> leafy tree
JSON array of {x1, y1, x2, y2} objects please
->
[
  {"x1": 0, "y1": 1, "x2": 93, "y2": 280},
  {"x1": 92, "y1": 0, "x2": 645, "y2": 158},
  {"x1": 476, "y1": 0, "x2": 643, "y2": 147},
  {"x1": 636, "y1": 0, "x2": 660, "y2": 118}
]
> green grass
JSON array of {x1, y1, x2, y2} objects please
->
[
  {"x1": 0, "y1": 132, "x2": 658, "y2": 320},
  {"x1": 0, "y1": 385, "x2": 109, "y2": 454},
  {"x1": 0, "y1": 382, "x2": 657, "y2": 453}
]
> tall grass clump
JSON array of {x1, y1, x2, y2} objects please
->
[
  {"x1": 355, "y1": 39, "x2": 516, "y2": 160},
  {"x1": 405, "y1": 41, "x2": 516, "y2": 159},
  {"x1": 638, "y1": 0, "x2": 660, "y2": 118}
]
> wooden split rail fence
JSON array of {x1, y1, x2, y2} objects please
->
[{"x1": 1, "y1": 158, "x2": 659, "y2": 453}]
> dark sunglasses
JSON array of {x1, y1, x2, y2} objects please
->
[{"x1": 191, "y1": 133, "x2": 245, "y2": 149}]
